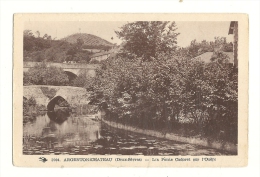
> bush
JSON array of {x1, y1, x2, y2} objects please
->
[{"x1": 23, "y1": 62, "x2": 69, "y2": 86}]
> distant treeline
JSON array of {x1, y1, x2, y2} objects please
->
[{"x1": 178, "y1": 37, "x2": 233, "y2": 59}]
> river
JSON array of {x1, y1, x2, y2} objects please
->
[{"x1": 23, "y1": 109, "x2": 232, "y2": 156}]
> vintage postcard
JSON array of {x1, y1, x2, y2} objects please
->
[{"x1": 13, "y1": 13, "x2": 248, "y2": 167}]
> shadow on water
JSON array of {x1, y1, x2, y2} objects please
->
[{"x1": 47, "y1": 108, "x2": 70, "y2": 124}]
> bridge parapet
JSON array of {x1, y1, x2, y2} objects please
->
[
  {"x1": 23, "y1": 62, "x2": 99, "y2": 77},
  {"x1": 24, "y1": 62, "x2": 100, "y2": 69}
]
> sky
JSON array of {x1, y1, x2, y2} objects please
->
[{"x1": 25, "y1": 21, "x2": 233, "y2": 48}]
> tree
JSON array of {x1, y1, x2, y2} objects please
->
[
  {"x1": 23, "y1": 30, "x2": 35, "y2": 51},
  {"x1": 203, "y1": 52, "x2": 238, "y2": 129},
  {"x1": 214, "y1": 36, "x2": 227, "y2": 47},
  {"x1": 36, "y1": 30, "x2": 40, "y2": 38},
  {"x1": 115, "y1": 21, "x2": 180, "y2": 61},
  {"x1": 23, "y1": 30, "x2": 52, "y2": 52},
  {"x1": 24, "y1": 36, "x2": 34, "y2": 51},
  {"x1": 47, "y1": 35, "x2": 52, "y2": 40},
  {"x1": 77, "y1": 38, "x2": 84, "y2": 47},
  {"x1": 66, "y1": 47, "x2": 77, "y2": 61},
  {"x1": 23, "y1": 30, "x2": 34, "y2": 37},
  {"x1": 43, "y1": 34, "x2": 48, "y2": 39}
]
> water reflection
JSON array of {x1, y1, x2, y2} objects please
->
[
  {"x1": 23, "y1": 108, "x2": 101, "y2": 155},
  {"x1": 23, "y1": 107, "x2": 232, "y2": 156},
  {"x1": 47, "y1": 108, "x2": 70, "y2": 124}
]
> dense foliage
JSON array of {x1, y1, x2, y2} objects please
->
[
  {"x1": 23, "y1": 96, "x2": 45, "y2": 124},
  {"x1": 86, "y1": 52, "x2": 238, "y2": 143},
  {"x1": 115, "y1": 21, "x2": 179, "y2": 61},
  {"x1": 23, "y1": 63, "x2": 70, "y2": 86},
  {"x1": 85, "y1": 21, "x2": 238, "y2": 143}
]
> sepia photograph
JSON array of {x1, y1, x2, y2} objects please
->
[{"x1": 13, "y1": 14, "x2": 248, "y2": 167}]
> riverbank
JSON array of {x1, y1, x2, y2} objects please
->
[{"x1": 102, "y1": 119, "x2": 237, "y2": 154}]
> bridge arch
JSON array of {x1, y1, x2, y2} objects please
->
[
  {"x1": 47, "y1": 95, "x2": 70, "y2": 111},
  {"x1": 64, "y1": 71, "x2": 77, "y2": 82}
]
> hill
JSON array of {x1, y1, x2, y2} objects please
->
[
  {"x1": 23, "y1": 30, "x2": 117, "y2": 63},
  {"x1": 62, "y1": 33, "x2": 114, "y2": 48},
  {"x1": 24, "y1": 31, "x2": 116, "y2": 63},
  {"x1": 23, "y1": 32, "x2": 92, "y2": 63}
]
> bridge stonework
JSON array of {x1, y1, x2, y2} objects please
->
[
  {"x1": 23, "y1": 62, "x2": 100, "y2": 77},
  {"x1": 23, "y1": 85, "x2": 89, "y2": 111}
]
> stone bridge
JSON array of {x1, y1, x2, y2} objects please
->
[
  {"x1": 23, "y1": 62, "x2": 100, "y2": 78},
  {"x1": 23, "y1": 85, "x2": 89, "y2": 111}
]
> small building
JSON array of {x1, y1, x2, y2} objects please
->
[
  {"x1": 89, "y1": 45, "x2": 120, "y2": 62},
  {"x1": 90, "y1": 51, "x2": 111, "y2": 62},
  {"x1": 192, "y1": 52, "x2": 234, "y2": 64}
]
